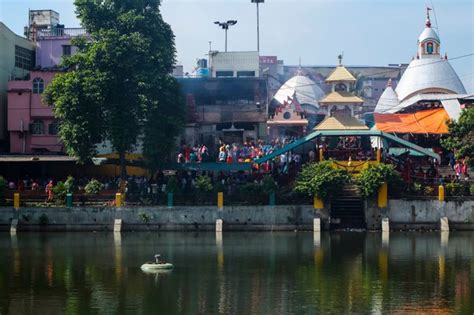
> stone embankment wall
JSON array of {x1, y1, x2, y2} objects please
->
[{"x1": 1, "y1": 199, "x2": 472, "y2": 231}]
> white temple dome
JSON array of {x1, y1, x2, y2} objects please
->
[
  {"x1": 418, "y1": 27, "x2": 440, "y2": 43},
  {"x1": 395, "y1": 58, "x2": 466, "y2": 102},
  {"x1": 273, "y1": 75, "x2": 325, "y2": 108},
  {"x1": 375, "y1": 81, "x2": 399, "y2": 113}
]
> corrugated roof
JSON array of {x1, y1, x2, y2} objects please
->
[
  {"x1": 325, "y1": 65, "x2": 357, "y2": 82},
  {"x1": 320, "y1": 91, "x2": 364, "y2": 103},
  {"x1": 314, "y1": 115, "x2": 369, "y2": 131}
]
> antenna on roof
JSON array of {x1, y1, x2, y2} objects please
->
[{"x1": 430, "y1": 0, "x2": 440, "y2": 38}]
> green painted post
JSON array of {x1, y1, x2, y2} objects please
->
[
  {"x1": 167, "y1": 192, "x2": 173, "y2": 208},
  {"x1": 66, "y1": 193, "x2": 73, "y2": 207},
  {"x1": 269, "y1": 192, "x2": 275, "y2": 207}
]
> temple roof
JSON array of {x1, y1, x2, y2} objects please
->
[
  {"x1": 374, "y1": 80, "x2": 399, "y2": 113},
  {"x1": 325, "y1": 65, "x2": 357, "y2": 82},
  {"x1": 314, "y1": 114, "x2": 368, "y2": 131},
  {"x1": 418, "y1": 27, "x2": 440, "y2": 43},
  {"x1": 320, "y1": 91, "x2": 364, "y2": 104},
  {"x1": 273, "y1": 74, "x2": 324, "y2": 108}
]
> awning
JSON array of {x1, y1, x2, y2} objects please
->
[
  {"x1": 374, "y1": 108, "x2": 449, "y2": 134},
  {"x1": 166, "y1": 162, "x2": 252, "y2": 172}
]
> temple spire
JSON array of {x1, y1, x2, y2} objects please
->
[
  {"x1": 425, "y1": 7, "x2": 432, "y2": 27},
  {"x1": 337, "y1": 52, "x2": 344, "y2": 66}
]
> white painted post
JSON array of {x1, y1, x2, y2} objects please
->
[
  {"x1": 313, "y1": 218, "x2": 321, "y2": 232},
  {"x1": 440, "y1": 217, "x2": 449, "y2": 232},
  {"x1": 10, "y1": 219, "x2": 18, "y2": 234},
  {"x1": 114, "y1": 219, "x2": 122, "y2": 233},
  {"x1": 216, "y1": 219, "x2": 223, "y2": 232},
  {"x1": 381, "y1": 217, "x2": 390, "y2": 232}
]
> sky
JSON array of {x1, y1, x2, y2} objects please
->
[{"x1": 1, "y1": 0, "x2": 473, "y2": 92}]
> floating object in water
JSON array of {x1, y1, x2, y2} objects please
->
[{"x1": 141, "y1": 254, "x2": 174, "y2": 272}]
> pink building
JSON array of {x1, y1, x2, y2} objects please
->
[{"x1": 8, "y1": 71, "x2": 63, "y2": 153}]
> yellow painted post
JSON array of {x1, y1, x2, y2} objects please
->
[
  {"x1": 13, "y1": 193, "x2": 20, "y2": 209},
  {"x1": 115, "y1": 193, "x2": 122, "y2": 208},
  {"x1": 217, "y1": 192, "x2": 224, "y2": 209},
  {"x1": 319, "y1": 148, "x2": 324, "y2": 162},
  {"x1": 438, "y1": 185, "x2": 445, "y2": 202},
  {"x1": 314, "y1": 196, "x2": 324, "y2": 209},
  {"x1": 378, "y1": 182, "x2": 388, "y2": 208},
  {"x1": 376, "y1": 148, "x2": 381, "y2": 163}
]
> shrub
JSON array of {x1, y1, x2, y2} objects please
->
[
  {"x1": 445, "y1": 182, "x2": 463, "y2": 196},
  {"x1": 412, "y1": 183, "x2": 422, "y2": 194},
  {"x1": 356, "y1": 163, "x2": 400, "y2": 198},
  {"x1": 424, "y1": 185, "x2": 434, "y2": 195},
  {"x1": 262, "y1": 175, "x2": 277, "y2": 193},
  {"x1": 166, "y1": 176, "x2": 178, "y2": 193},
  {"x1": 138, "y1": 212, "x2": 151, "y2": 223},
  {"x1": 52, "y1": 181, "x2": 68, "y2": 203},
  {"x1": 293, "y1": 161, "x2": 350, "y2": 200},
  {"x1": 195, "y1": 175, "x2": 213, "y2": 193},
  {"x1": 64, "y1": 176, "x2": 75, "y2": 193},
  {"x1": 85, "y1": 179, "x2": 104, "y2": 195}
]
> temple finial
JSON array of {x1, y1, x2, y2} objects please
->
[
  {"x1": 337, "y1": 52, "x2": 344, "y2": 66},
  {"x1": 426, "y1": 7, "x2": 432, "y2": 27}
]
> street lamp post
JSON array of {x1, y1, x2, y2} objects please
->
[
  {"x1": 251, "y1": 0, "x2": 264, "y2": 52},
  {"x1": 214, "y1": 20, "x2": 237, "y2": 52}
]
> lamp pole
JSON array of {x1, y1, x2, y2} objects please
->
[
  {"x1": 251, "y1": 0, "x2": 264, "y2": 52},
  {"x1": 214, "y1": 20, "x2": 237, "y2": 52}
]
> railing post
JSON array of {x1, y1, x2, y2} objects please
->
[
  {"x1": 13, "y1": 193, "x2": 20, "y2": 209},
  {"x1": 314, "y1": 196, "x2": 324, "y2": 209},
  {"x1": 438, "y1": 185, "x2": 445, "y2": 202},
  {"x1": 269, "y1": 192, "x2": 275, "y2": 207},
  {"x1": 115, "y1": 193, "x2": 122, "y2": 208},
  {"x1": 66, "y1": 193, "x2": 73, "y2": 207},
  {"x1": 167, "y1": 192, "x2": 173, "y2": 208},
  {"x1": 378, "y1": 182, "x2": 388, "y2": 208},
  {"x1": 217, "y1": 192, "x2": 224, "y2": 210}
]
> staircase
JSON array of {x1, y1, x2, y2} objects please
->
[{"x1": 330, "y1": 185, "x2": 365, "y2": 229}]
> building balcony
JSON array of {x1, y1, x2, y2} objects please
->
[{"x1": 37, "y1": 27, "x2": 87, "y2": 39}]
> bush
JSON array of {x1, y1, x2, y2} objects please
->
[
  {"x1": 445, "y1": 182, "x2": 463, "y2": 196},
  {"x1": 195, "y1": 175, "x2": 213, "y2": 193},
  {"x1": 262, "y1": 175, "x2": 277, "y2": 193},
  {"x1": 293, "y1": 161, "x2": 350, "y2": 200},
  {"x1": 85, "y1": 179, "x2": 104, "y2": 195},
  {"x1": 64, "y1": 176, "x2": 75, "y2": 193},
  {"x1": 52, "y1": 181, "x2": 68, "y2": 203},
  {"x1": 412, "y1": 183, "x2": 422, "y2": 194},
  {"x1": 424, "y1": 185, "x2": 434, "y2": 195},
  {"x1": 356, "y1": 163, "x2": 400, "y2": 198}
]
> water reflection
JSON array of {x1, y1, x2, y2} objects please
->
[{"x1": 0, "y1": 232, "x2": 472, "y2": 314}]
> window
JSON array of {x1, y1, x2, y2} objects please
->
[
  {"x1": 32, "y1": 78, "x2": 44, "y2": 94},
  {"x1": 30, "y1": 120, "x2": 44, "y2": 135},
  {"x1": 237, "y1": 71, "x2": 256, "y2": 78},
  {"x1": 48, "y1": 122, "x2": 59, "y2": 135},
  {"x1": 215, "y1": 71, "x2": 234, "y2": 78},
  {"x1": 62, "y1": 45, "x2": 72, "y2": 56},
  {"x1": 335, "y1": 83, "x2": 347, "y2": 92},
  {"x1": 15, "y1": 45, "x2": 34, "y2": 70},
  {"x1": 426, "y1": 42, "x2": 434, "y2": 54}
]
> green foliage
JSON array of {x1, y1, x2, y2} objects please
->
[
  {"x1": 445, "y1": 182, "x2": 463, "y2": 196},
  {"x1": 166, "y1": 177, "x2": 178, "y2": 193},
  {"x1": 0, "y1": 176, "x2": 6, "y2": 196},
  {"x1": 84, "y1": 179, "x2": 104, "y2": 195},
  {"x1": 64, "y1": 176, "x2": 75, "y2": 193},
  {"x1": 293, "y1": 161, "x2": 350, "y2": 200},
  {"x1": 356, "y1": 164, "x2": 400, "y2": 197},
  {"x1": 262, "y1": 175, "x2": 277, "y2": 193},
  {"x1": 52, "y1": 181, "x2": 68, "y2": 203},
  {"x1": 195, "y1": 176, "x2": 213, "y2": 193},
  {"x1": 138, "y1": 212, "x2": 151, "y2": 224},
  {"x1": 424, "y1": 185, "x2": 434, "y2": 195},
  {"x1": 44, "y1": 0, "x2": 185, "y2": 177},
  {"x1": 412, "y1": 183, "x2": 422, "y2": 193},
  {"x1": 441, "y1": 107, "x2": 474, "y2": 162}
]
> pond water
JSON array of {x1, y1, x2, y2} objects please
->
[{"x1": 0, "y1": 231, "x2": 473, "y2": 314}]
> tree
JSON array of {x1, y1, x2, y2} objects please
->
[
  {"x1": 441, "y1": 107, "x2": 474, "y2": 162},
  {"x1": 44, "y1": 0, "x2": 185, "y2": 181}
]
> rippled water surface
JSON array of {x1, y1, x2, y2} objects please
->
[{"x1": 0, "y1": 231, "x2": 473, "y2": 314}]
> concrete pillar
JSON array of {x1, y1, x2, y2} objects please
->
[
  {"x1": 438, "y1": 185, "x2": 445, "y2": 202},
  {"x1": 313, "y1": 218, "x2": 321, "y2": 232},
  {"x1": 66, "y1": 193, "x2": 73, "y2": 207},
  {"x1": 378, "y1": 182, "x2": 388, "y2": 208},
  {"x1": 314, "y1": 196, "x2": 324, "y2": 209},
  {"x1": 10, "y1": 219, "x2": 18, "y2": 234},
  {"x1": 115, "y1": 193, "x2": 122, "y2": 208},
  {"x1": 381, "y1": 217, "x2": 389, "y2": 232},
  {"x1": 440, "y1": 217, "x2": 449, "y2": 232},
  {"x1": 216, "y1": 219, "x2": 223, "y2": 232},
  {"x1": 13, "y1": 193, "x2": 20, "y2": 209},
  {"x1": 167, "y1": 192, "x2": 173, "y2": 208},
  {"x1": 114, "y1": 219, "x2": 122, "y2": 233},
  {"x1": 217, "y1": 192, "x2": 224, "y2": 210},
  {"x1": 269, "y1": 192, "x2": 275, "y2": 207}
]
